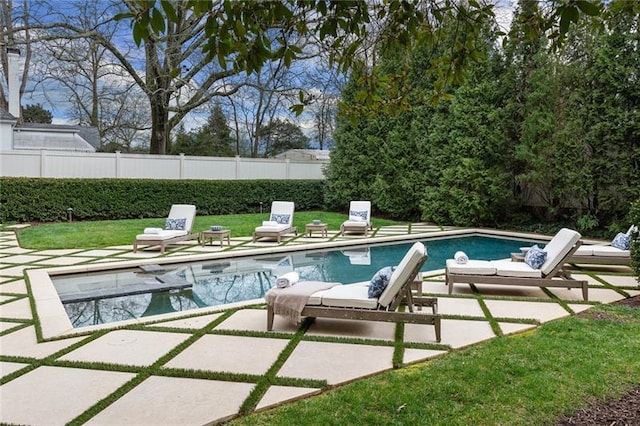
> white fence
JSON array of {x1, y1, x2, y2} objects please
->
[{"x1": 0, "y1": 150, "x2": 328, "y2": 180}]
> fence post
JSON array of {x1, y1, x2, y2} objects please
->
[
  {"x1": 235, "y1": 156, "x2": 240, "y2": 179},
  {"x1": 39, "y1": 149, "x2": 46, "y2": 177},
  {"x1": 179, "y1": 153, "x2": 185, "y2": 179},
  {"x1": 285, "y1": 158, "x2": 290, "y2": 179},
  {"x1": 115, "y1": 151, "x2": 121, "y2": 178}
]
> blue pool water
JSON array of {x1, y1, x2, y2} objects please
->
[{"x1": 53, "y1": 235, "x2": 538, "y2": 327}]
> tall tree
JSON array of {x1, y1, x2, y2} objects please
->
[
  {"x1": 171, "y1": 103, "x2": 236, "y2": 157},
  {"x1": 21, "y1": 102, "x2": 51, "y2": 123},
  {"x1": 256, "y1": 118, "x2": 309, "y2": 158}
]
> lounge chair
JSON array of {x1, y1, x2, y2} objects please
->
[
  {"x1": 340, "y1": 201, "x2": 372, "y2": 236},
  {"x1": 253, "y1": 201, "x2": 298, "y2": 243},
  {"x1": 568, "y1": 225, "x2": 636, "y2": 266},
  {"x1": 266, "y1": 242, "x2": 442, "y2": 342},
  {"x1": 446, "y1": 228, "x2": 589, "y2": 300},
  {"x1": 133, "y1": 204, "x2": 197, "y2": 254}
]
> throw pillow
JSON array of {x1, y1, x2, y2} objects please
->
[
  {"x1": 368, "y1": 266, "x2": 396, "y2": 298},
  {"x1": 524, "y1": 245, "x2": 547, "y2": 269},
  {"x1": 350, "y1": 210, "x2": 368, "y2": 221},
  {"x1": 611, "y1": 232, "x2": 631, "y2": 250},
  {"x1": 164, "y1": 218, "x2": 187, "y2": 231},
  {"x1": 270, "y1": 213, "x2": 290, "y2": 225}
]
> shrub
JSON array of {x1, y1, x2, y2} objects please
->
[
  {"x1": 628, "y1": 199, "x2": 640, "y2": 283},
  {"x1": 0, "y1": 177, "x2": 324, "y2": 222}
]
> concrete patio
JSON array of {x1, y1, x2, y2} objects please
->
[{"x1": 1, "y1": 225, "x2": 638, "y2": 425}]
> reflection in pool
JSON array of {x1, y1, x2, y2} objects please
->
[{"x1": 53, "y1": 235, "x2": 537, "y2": 328}]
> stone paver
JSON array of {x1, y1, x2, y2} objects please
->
[
  {"x1": 0, "y1": 361, "x2": 29, "y2": 378},
  {"x1": 277, "y1": 340, "x2": 395, "y2": 385},
  {"x1": 0, "y1": 279, "x2": 28, "y2": 293},
  {"x1": 165, "y1": 334, "x2": 290, "y2": 375},
  {"x1": 85, "y1": 376, "x2": 254, "y2": 426},
  {"x1": 484, "y1": 300, "x2": 570, "y2": 323},
  {"x1": 256, "y1": 385, "x2": 322, "y2": 411},
  {"x1": 215, "y1": 308, "x2": 298, "y2": 334},
  {"x1": 154, "y1": 312, "x2": 223, "y2": 329},
  {"x1": 0, "y1": 366, "x2": 135, "y2": 425},
  {"x1": 59, "y1": 330, "x2": 191, "y2": 367},
  {"x1": 405, "y1": 319, "x2": 496, "y2": 349},
  {"x1": 0, "y1": 297, "x2": 33, "y2": 319},
  {"x1": 306, "y1": 317, "x2": 396, "y2": 341}
]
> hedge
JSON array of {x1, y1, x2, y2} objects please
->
[{"x1": 0, "y1": 177, "x2": 325, "y2": 222}]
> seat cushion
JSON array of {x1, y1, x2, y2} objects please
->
[
  {"x1": 574, "y1": 245, "x2": 594, "y2": 256},
  {"x1": 591, "y1": 245, "x2": 630, "y2": 257},
  {"x1": 255, "y1": 224, "x2": 289, "y2": 233},
  {"x1": 342, "y1": 220, "x2": 368, "y2": 228},
  {"x1": 446, "y1": 259, "x2": 496, "y2": 275},
  {"x1": 136, "y1": 230, "x2": 187, "y2": 241},
  {"x1": 492, "y1": 260, "x2": 542, "y2": 278},
  {"x1": 320, "y1": 284, "x2": 379, "y2": 309}
]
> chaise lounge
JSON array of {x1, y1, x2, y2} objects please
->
[
  {"x1": 340, "y1": 201, "x2": 372, "y2": 236},
  {"x1": 568, "y1": 225, "x2": 636, "y2": 266},
  {"x1": 446, "y1": 228, "x2": 589, "y2": 300},
  {"x1": 133, "y1": 204, "x2": 197, "y2": 254},
  {"x1": 265, "y1": 242, "x2": 442, "y2": 342},
  {"x1": 253, "y1": 201, "x2": 298, "y2": 243}
]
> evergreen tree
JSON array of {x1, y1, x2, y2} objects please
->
[
  {"x1": 21, "y1": 103, "x2": 53, "y2": 124},
  {"x1": 257, "y1": 119, "x2": 309, "y2": 158},
  {"x1": 170, "y1": 104, "x2": 236, "y2": 157}
]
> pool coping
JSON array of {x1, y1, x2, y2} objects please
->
[{"x1": 27, "y1": 227, "x2": 552, "y2": 340}]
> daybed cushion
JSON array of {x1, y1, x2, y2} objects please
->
[
  {"x1": 136, "y1": 230, "x2": 187, "y2": 241},
  {"x1": 446, "y1": 259, "x2": 496, "y2": 275},
  {"x1": 319, "y1": 284, "x2": 378, "y2": 309},
  {"x1": 492, "y1": 260, "x2": 543, "y2": 278},
  {"x1": 574, "y1": 245, "x2": 594, "y2": 256}
]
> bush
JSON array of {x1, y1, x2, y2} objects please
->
[
  {"x1": 628, "y1": 199, "x2": 640, "y2": 283},
  {"x1": 0, "y1": 177, "x2": 325, "y2": 222}
]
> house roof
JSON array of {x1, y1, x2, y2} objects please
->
[
  {"x1": 16, "y1": 123, "x2": 101, "y2": 149},
  {"x1": 0, "y1": 106, "x2": 17, "y2": 122}
]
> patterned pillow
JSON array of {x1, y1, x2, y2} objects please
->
[
  {"x1": 611, "y1": 232, "x2": 631, "y2": 250},
  {"x1": 524, "y1": 245, "x2": 547, "y2": 269},
  {"x1": 350, "y1": 210, "x2": 368, "y2": 221},
  {"x1": 368, "y1": 266, "x2": 396, "y2": 298},
  {"x1": 164, "y1": 217, "x2": 187, "y2": 231},
  {"x1": 270, "y1": 213, "x2": 290, "y2": 225}
]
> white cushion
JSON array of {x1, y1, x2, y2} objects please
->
[
  {"x1": 591, "y1": 245, "x2": 630, "y2": 257},
  {"x1": 446, "y1": 259, "x2": 496, "y2": 275},
  {"x1": 342, "y1": 220, "x2": 368, "y2": 228},
  {"x1": 136, "y1": 230, "x2": 187, "y2": 241},
  {"x1": 574, "y1": 245, "x2": 594, "y2": 256},
  {"x1": 492, "y1": 260, "x2": 542, "y2": 278},
  {"x1": 255, "y1": 224, "x2": 290, "y2": 233},
  {"x1": 540, "y1": 228, "x2": 581, "y2": 276},
  {"x1": 378, "y1": 242, "x2": 426, "y2": 307},
  {"x1": 167, "y1": 204, "x2": 196, "y2": 233},
  {"x1": 319, "y1": 284, "x2": 378, "y2": 309}
]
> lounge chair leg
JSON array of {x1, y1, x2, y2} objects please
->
[
  {"x1": 133, "y1": 241, "x2": 138, "y2": 253},
  {"x1": 435, "y1": 317, "x2": 441, "y2": 343},
  {"x1": 582, "y1": 283, "x2": 588, "y2": 301},
  {"x1": 267, "y1": 305, "x2": 274, "y2": 331}
]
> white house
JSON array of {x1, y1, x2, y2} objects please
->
[{"x1": 0, "y1": 48, "x2": 98, "y2": 152}]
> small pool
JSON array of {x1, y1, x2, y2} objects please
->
[{"x1": 53, "y1": 235, "x2": 538, "y2": 328}]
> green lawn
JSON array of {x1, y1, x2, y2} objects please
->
[
  {"x1": 229, "y1": 304, "x2": 640, "y2": 425},
  {"x1": 15, "y1": 211, "x2": 404, "y2": 249}
]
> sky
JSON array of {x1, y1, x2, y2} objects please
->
[{"x1": 4, "y1": 0, "x2": 516, "y2": 144}]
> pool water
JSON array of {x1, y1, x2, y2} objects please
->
[{"x1": 54, "y1": 235, "x2": 537, "y2": 327}]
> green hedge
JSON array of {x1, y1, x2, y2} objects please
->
[
  {"x1": 629, "y1": 199, "x2": 640, "y2": 282},
  {"x1": 0, "y1": 177, "x2": 325, "y2": 222}
]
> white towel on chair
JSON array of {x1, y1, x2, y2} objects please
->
[
  {"x1": 276, "y1": 272, "x2": 300, "y2": 289},
  {"x1": 454, "y1": 251, "x2": 469, "y2": 264},
  {"x1": 143, "y1": 228, "x2": 163, "y2": 234}
]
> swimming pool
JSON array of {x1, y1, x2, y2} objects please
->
[{"x1": 53, "y1": 235, "x2": 537, "y2": 328}]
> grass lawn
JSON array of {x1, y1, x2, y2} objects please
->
[
  {"x1": 229, "y1": 303, "x2": 640, "y2": 425},
  {"x1": 15, "y1": 211, "x2": 405, "y2": 249}
]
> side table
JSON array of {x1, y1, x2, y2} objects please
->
[
  {"x1": 199, "y1": 229, "x2": 231, "y2": 247},
  {"x1": 305, "y1": 223, "x2": 328, "y2": 238}
]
